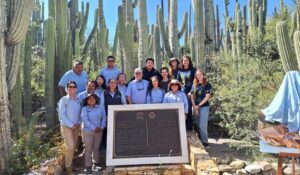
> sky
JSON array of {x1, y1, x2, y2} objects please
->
[{"x1": 41, "y1": 0, "x2": 295, "y2": 45}]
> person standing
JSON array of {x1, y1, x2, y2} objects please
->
[
  {"x1": 160, "y1": 67, "x2": 171, "y2": 93},
  {"x1": 126, "y1": 68, "x2": 149, "y2": 104},
  {"x1": 169, "y1": 57, "x2": 180, "y2": 79},
  {"x1": 94, "y1": 75, "x2": 107, "y2": 97},
  {"x1": 58, "y1": 60, "x2": 88, "y2": 96},
  {"x1": 57, "y1": 81, "x2": 82, "y2": 175},
  {"x1": 142, "y1": 58, "x2": 161, "y2": 81},
  {"x1": 77, "y1": 80, "x2": 97, "y2": 104},
  {"x1": 163, "y1": 79, "x2": 188, "y2": 116},
  {"x1": 99, "y1": 55, "x2": 121, "y2": 87},
  {"x1": 81, "y1": 94, "x2": 106, "y2": 173},
  {"x1": 146, "y1": 76, "x2": 165, "y2": 104},
  {"x1": 117, "y1": 73, "x2": 127, "y2": 97},
  {"x1": 191, "y1": 70, "x2": 212, "y2": 147},
  {"x1": 177, "y1": 55, "x2": 196, "y2": 130}
]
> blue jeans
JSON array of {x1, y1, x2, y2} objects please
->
[{"x1": 197, "y1": 106, "x2": 209, "y2": 144}]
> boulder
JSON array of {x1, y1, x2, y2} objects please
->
[
  {"x1": 230, "y1": 160, "x2": 246, "y2": 169},
  {"x1": 218, "y1": 164, "x2": 236, "y2": 173},
  {"x1": 245, "y1": 164, "x2": 262, "y2": 174}
]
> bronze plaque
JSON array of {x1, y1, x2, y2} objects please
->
[{"x1": 113, "y1": 109, "x2": 181, "y2": 158}]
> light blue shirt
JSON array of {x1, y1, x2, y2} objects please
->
[
  {"x1": 163, "y1": 91, "x2": 189, "y2": 113},
  {"x1": 81, "y1": 105, "x2": 107, "y2": 132},
  {"x1": 146, "y1": 88, "x2": 165, "y2": 104},
  {"x1": 99, "y1": 66, "x2": 121, "y2": 86},
  {"x1": 77, "y1": 90, "x2": 105, "y2": 110},
  {"x1": 95, "y1": 88, "x2": 105, "y2": 97},
  {"x1": 57, "y1": 95, "x2": 82, "y2": 128},
  {"x1": 118, "y1": 84, "x2": 127, "y2": 97},
  {"x1": 58, "y1": 70, "x2": 88, "y2": 94},
  {"x1": 125, "y1": 79, "x2": 149, "y2": 104}
]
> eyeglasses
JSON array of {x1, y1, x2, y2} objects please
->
[
  {"x1": 107, "y1": 60, "x2": 115, "y2": 62},
  {"x1": 68, "y1": 86, "x2": 77, "y2": 89}
]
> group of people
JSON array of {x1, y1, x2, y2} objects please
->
[{"x1": 57, "y1": 55, "x2": 212, "y2": 174}]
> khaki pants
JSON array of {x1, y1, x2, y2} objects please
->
[
  {"x1": 61, "y1": 126, "x2": 79, "y2": 168},
  {"x1": 83, "y1": 130, "x2": 103, "y2": 167}
]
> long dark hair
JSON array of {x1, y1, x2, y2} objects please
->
[
  {"x1": 147, "y1": 76, "x2": 162, "y2": 96},
  {"x1": 181, "y1": 55, "x2": 193, "y2": 69},
  {"x1": 95, "y1": 75, "x2": 107, "y2": 90}
]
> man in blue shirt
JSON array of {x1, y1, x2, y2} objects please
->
[
  {"x1": 99, "y1": 55, "x2": 121, "y2": 87},
  {"x1": 125, "y1": 68, "x2": 149, "y2": 104},
  {"x1": 58, "y1": 60, "x2": 88, "y2": 96}
]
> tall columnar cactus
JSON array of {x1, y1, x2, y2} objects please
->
[
  {"x1": 118, "y1": 6, "x2": 135, "y2": 76},
  {"x1": 248, "y1": 0, "x2": 267, "y2": 44},
  {"x1": 23, "y1": 27, "x2": 33, "y2": 121},
  {"x1": 153, "y1": 25, "x2": 162, "y2": 69},
  {"x1": 204, "y1": 0, "x2": 215, "y2": 48},
  {"x1": 97, "y1": 0, "x2": 109, "y2": 64},
  {"x1": 276, "y1": 21, "x2": 298, "y2": 72},
  {"x1": 138, "y1": 0, "x2": 149, "y2": 67},
  {"x1": 294, "y1": 31, "x2": 300, "y2": 70},
  {"x1": 192, "y1": 0, "x2": 205, "y2": 70},
  {"x1": 0, "y1": 0, "x2": 34, "y2": 172},
  {"x1": 45, "y1": 17, "x2": 56, "y2": 127},
  {"x1": 216, "y1": 5, "x2": 220, "y2": 51},
  {"x1": 70, "y1": 0, "x2": 78, "y2": 52},
  {"x1": 158, "y1": 0, "x2": 188, "y2": 58},
  {"x1": 290, "y1": 12, "x2": 297, "y2": 39},
  {"x1": 236, "y1": 7, "x2": 243, "y2": 58}
]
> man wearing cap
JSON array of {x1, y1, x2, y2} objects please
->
[
  {"x1": 125, "y1": 68, "x2": 149, "y2": 104},
  {"x1": 58, "y1": 60, "x2": 88, "y2": 96},
  {"x1": 99, "y1": 55, "x2": 121, "y2": 87}
]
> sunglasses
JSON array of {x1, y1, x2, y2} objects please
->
[
  {"x1": 68, "y1": 86, "x2": 77, "y2": 89},
  {"x1": 107, "y1": 60, "x2": 115, "y2": 62}
]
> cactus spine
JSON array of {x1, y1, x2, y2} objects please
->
[{"x1": 276, "y1": 21, "x2": 298, "y2": 72}]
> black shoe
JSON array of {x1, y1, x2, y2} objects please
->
[
  {"x1": 84, "y1": 167, "x2": 92, "y2": 174},
  {"x1": 203, "y1": 143, "x2": 210, "y2": 148},
  {"x1": 92, "y1": 163, "x2": 102, "y2": 171}
]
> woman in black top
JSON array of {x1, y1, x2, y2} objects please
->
[
  {"x1": 160, "y1": 67, "x2": 171, "y2": 93},
  {"x1": 169, "y1": 57, "x2": 180, "y2": 79},
  {"x1": 177, "y1": 55, "x2": 196, "y2": 130},
  {"x1": 101, "y1": 78, "x2": 126, "y2": 149},
  {"x1": 191, "y1": 69, "x2": 212, "y2": 147}
]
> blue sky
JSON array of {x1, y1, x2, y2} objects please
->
[{"x1": 42, "y1": 0, "x2": 295, "y2": 45}]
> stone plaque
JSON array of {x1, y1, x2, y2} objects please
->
[{"x1": 106, "y1": 103, "x2": 189, "y2": 166}]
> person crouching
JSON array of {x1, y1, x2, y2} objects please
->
[{"x1": 81, "y1": 93, "x2": 106, "y2": 173}]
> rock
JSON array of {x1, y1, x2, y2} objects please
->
[
  {"x1": 218, "y1": 164, "x2": 236, "y2": 173},
  {"x1": 54, "y1": 165, "x2": 63, "y2": 175},
  {"x1": 283, "y1": 164, "x2": 300, "y2": 175},
  {"x1": 236, "y1": 169, "x2": 248, "y2": 175},
  {"x1": 223, "y1": 172, "x2": 233, "y2": 175},
  {"x1": 230, "y1": 160, "x2": 246, "y2": 169},
  {"x1": 215, "y1": 157, "x2": 232, "y2": 164},
  {"x1": 245, "y1": 164, "x2": 262, "y2": 174},
  {"x1": 255, "y1": 161, "x2": 272, "y2": 171},
  {"x1": 262, "y1": 169, "x2": 276, "y2": 175}
]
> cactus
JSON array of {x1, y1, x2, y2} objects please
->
[
  {"x1": 153, "y1": 25, "x2": 162, "y2": 69},
  {"x1": 23, "y1": 27, "x2": 33, "y2": 121},
  {"x1": 276, "y1": 21, "x2": 298, "y2": 72},
  {"x1": 290, "y1": 12, "x2": 297, "y2": 39},
  {"x1": 294, "y1": 31, "x2": 300, "y2": 70},
  {"x1": 0, "y1": 0, "x2": 34, "y2": 171},
  {"x1": 216, "y1": 5, "x2": 220, "y2": 51},
  {"x1": 158, "y1": 0, "x2": 188, "y2": 58},
  {"x1": 82, "y1": 9, "x2": 99, "y2": 57},
  {"x1": 70, "y1": 0, "x2": 78, "y2": 52},
  {"x1": 192, "y1": 0, "x2": 205, "y2": 70},
  {"x1": 79, "y1": 2, "x2": 89, "y2": 45},
  {"x1": 44, "y1": 17, "x2": 56, "y2": 127},
  {"x1": 138, "y1": 0, "x2": 149, "y2": 67},
  {"x1": 118, "y1": 6, "x2": 135, "y2": 76},
  {"x1": 205, "y1": 0, "x2": 215, "y2": 48}
]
